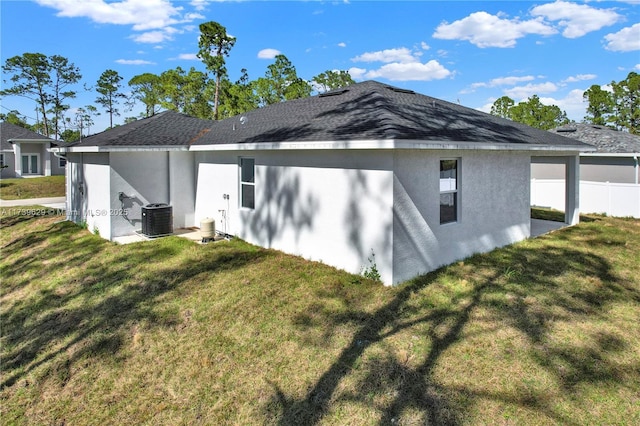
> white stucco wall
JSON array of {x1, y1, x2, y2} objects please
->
[
  {"x1": 194, "y1": 152, "x2": 239, "y2": 237},
  {"x1": 392, "y1": 150, "x2": 531, "y2": 284},
  {"x1": 81, "y1": 153, "x2": 111, "y2": 239},
  {"x1": 195, "y1": 150, "x2": 395, "y2": 283},
  {"x1": 169, "y1": 151, "x2": 196, "y2": 229},
  {"x1": 109, "y1": 152, "x2": 171, "y2": 238}
]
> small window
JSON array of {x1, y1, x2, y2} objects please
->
[
  {"x1": 240, "y1": 158, "x2": 255, "y2": 209},
  {"x1": 440, "y1": 159, "x2": 459, "y2": 224},
  {"x1": 0, "y1": 153, "x2": 4, "y2": 167},
  {"x1": 59, "y1": 157, "x2": 67, "y2": 167}
]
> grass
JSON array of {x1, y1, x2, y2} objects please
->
[
  {"x1": 530, "y1": 207, "x2": 567, "y2": 222},
  {"x1": 0, "y1": 176, "x2": 65, "y2": 200},
  {"x1": 1, "y1": 206, "x2": 639, "y2": 425}
]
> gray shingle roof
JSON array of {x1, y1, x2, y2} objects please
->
[
  {"x1": 69, "y1": 110, "x2": 213, "y2": 147},
  {"x1": 1, "y1": 121, "x2": 53, "y2": 151},
  {"x1": 550, "y1": 123, "x2": 640, "y2": 154},
  {"x1": 194, "y1": 80, "x2": 591, "y2": 149}
]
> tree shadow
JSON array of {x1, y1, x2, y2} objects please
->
[
  {"x1": 243, "y1": 166, "x2": 318, "y2": 249},
  {"x1": 1, "y1": 211, "x2": 271, "y2": 390},
  {"x1": 264, "y1": 224, "x2": 636, "y2": 424}
]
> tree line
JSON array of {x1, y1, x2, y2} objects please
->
[
  {"x1": 490, "y1": 72, "x2": 639, "y2": 135},
  {"x1": 0, "y1": 21, "x2": 354, "y2": 142},
  {"x1": 1, "y1": 20, "x2": 637, "y2": 140}
]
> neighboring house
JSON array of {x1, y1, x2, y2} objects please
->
[
  {"x1": 0, "y1": 122, "x2": 65, "y2": 178},
  {"x1": 531, "y1": 123, "x2": 640, "y2": 218},
  {"x1": 55, "y1": 81, "x2": 592, "y2": 285}
]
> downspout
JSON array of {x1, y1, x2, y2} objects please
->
[
  {"x1": 52, "y1": 147, "x2": 69, "y2": 217},
  {"x1": 167, "y1": 151, "x2": 171, "y2": 205},
  {"x1": 634, "y1": 154, "x2": 638, "y2": 185}
]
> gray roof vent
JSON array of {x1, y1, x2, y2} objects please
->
[
  {"x1": 388, "y1": 87, "x2": 415, "y2": 94},
  {"x1": 319, "y1": 89, "x2": 349, "y2": 98},
  {"x1": 557, "y1": 128, "x2": 577, "y2": 133}
]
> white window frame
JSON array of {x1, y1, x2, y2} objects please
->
[
  {"x1": 239, "y1": 157, "x2": 255, "y2": 209},
  {"x1": 440, "y1": 158, "x2": 460, "y2": 225}
]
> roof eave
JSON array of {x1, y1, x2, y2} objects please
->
[
  {"x1": 581, "y1": 152, "x2": 640, "y2": 157},
  {"x1": 189, "y1": 139, "x2": 595, "y2": 153},
  {"x1": 8, "y1": 138, "x2": 53, "y2": 144},
  {"x1": 51, "y1": 145, "x2": 190, "y2": 153}
]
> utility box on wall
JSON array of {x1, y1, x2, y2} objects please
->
[{"x1": 141, "y1": 203, "x2": 173, "y2": 237}]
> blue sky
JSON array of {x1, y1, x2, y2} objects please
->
[{"x1": 1, "y1": 0, "x2": 639, "y2": 134}]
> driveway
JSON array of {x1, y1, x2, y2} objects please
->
[{"x1": 0, "y1": 196, "x2": 66, "y2": 209}]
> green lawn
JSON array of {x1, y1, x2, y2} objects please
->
[
  {"x1": 0, "y1": 175, "x2": 65, "y2": 200},
  {"x1": 1, "y1": 207, "x2": 639, "y2": 425}
]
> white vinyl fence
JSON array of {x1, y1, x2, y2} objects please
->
[{"x1": 531, "y1": 179, "x2": 640, "y2": 218}]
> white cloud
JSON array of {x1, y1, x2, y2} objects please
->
[
  {"x1": 115, "y1": 59, "x2": 156, "y2": 65},
  {"x1": 420, "y1": 41, "x2": 430, "y2": 50},
  {"x1": 190, "y1": 0, "x2": 208, "y2": 12},
  {"x1": 433, "y1": 11, "x2": 556, "y2": 48},
  {"x1": 350, "y1": 45, "x2": 451, "y2": 82},
  {"x1": 539, "y1": 89, "x2": 588, "y2": 121},
  {"x1": 348, "y1": 67, "x2": 367, "y2": 80},
  {"x1": 132, "y1": 30, "x2": 172, "y2": 44},
  {"x1": 338, "y1": 42, "x2": 347, "y2": 48},
  {"x1": 636, "y1": 64, "x2": 640, "y2": 71},
  {"x1": 361, "y1": 60, "x2": 452, "y2": 82},
  {"x1": 177, "y1": 53, "x2": 199, "y2": 60},
  {"x1": 531, "y1": 1, "x2": 621, "y2": 39},
  {"x1": 35, "y1": 0, "x2": 203, "y2": 45},
  {"x1": 473, "y1": 75, "x2": 536, "y2": 89},
  {"x1": 351, "y1": 47, "x2": 417, "y2": 64},
  {"x1": 257, "y1": 48, "x2": 282, "y2": 59},
  {"x1": 562, "y1": 74, "x2": 597, "y2": 83},
  {"x1": 504, "y1": 82, "x2": 558, "y2": 99},
  {"x1": 35, "y1": 0, "x2": 183, "y2": 31},
  {"x1": 478, "y1": 88, "x2": 587, "y2": 121},
  {"x1": 604, "y1": 23, "x2": 640, "y2": 52},
  {"x1": 462, "y1": 76, "x2": 536, "y2": 94}
]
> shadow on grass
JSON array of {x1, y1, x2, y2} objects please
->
[
  {"x1": 0, "y1": 211, "x2": 270, "y2": 390},
  {"x1": 266, "y1": 222, "x2": 638, "y2": 425}
]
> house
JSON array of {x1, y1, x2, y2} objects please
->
[
  {"x1": 531, "y1": 123, "x2": 640, "y2": 218},
  {"x1": 0, "y1": 122, "x2": 65, "y2": 178},
  {"x1": 55, "y1": 81, "x2": 593, "y2": 285}
]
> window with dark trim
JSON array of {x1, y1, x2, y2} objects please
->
[
  {"x1": 0, "y1": 153, "x2": 4, "y2": 167},
  {"x1": 440, "y1": 159, "x2": 459, "y2": 224},
  {"x1": 240, "y1": 158, "x2": 255, "y2": 209},
  {"x1": 59, "y1": 157, "x2": 67, "y2": 167}
]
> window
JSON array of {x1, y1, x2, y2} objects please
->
[
  {"x1": 240, "y1": 158, "x2": 255, "y2": 209},
  {"x1": 0, "y1": 154, "x2": 4, "y2": 167},
  {"x1": 440, "y1": 159, "x2": 459, "y2": 224},
  {"x1": 59, "y1": 157, "x2": 67, "y2": 167}
]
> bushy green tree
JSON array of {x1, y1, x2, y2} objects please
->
[
  {"x1": 128, "y1": 73, "x2": 162, "y2": 118},
  {"x1": 0, "y1": 110, "x2": 32, "y2": 129},
  {"x1": 490, "y1": 96, "x2": 515, "y2": 119},
  {"x1": 610, "y1": 72, "x2": 639, "y2": 134},
  {"x1": 490, "y1": 95, "x2": 570, "y2": 130},
  {"x1": 312, "y1": 70, "x2": 355, "y2": 93},
  {"x1": 254, "y1": 55, "x2": 311, "y2": 106},
  {"x1": 583, "y1": 84, "x2": 614, "y2": 126},
  {"x1": 218, "y1": 69, "x2": 258, "y2": 118}
]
